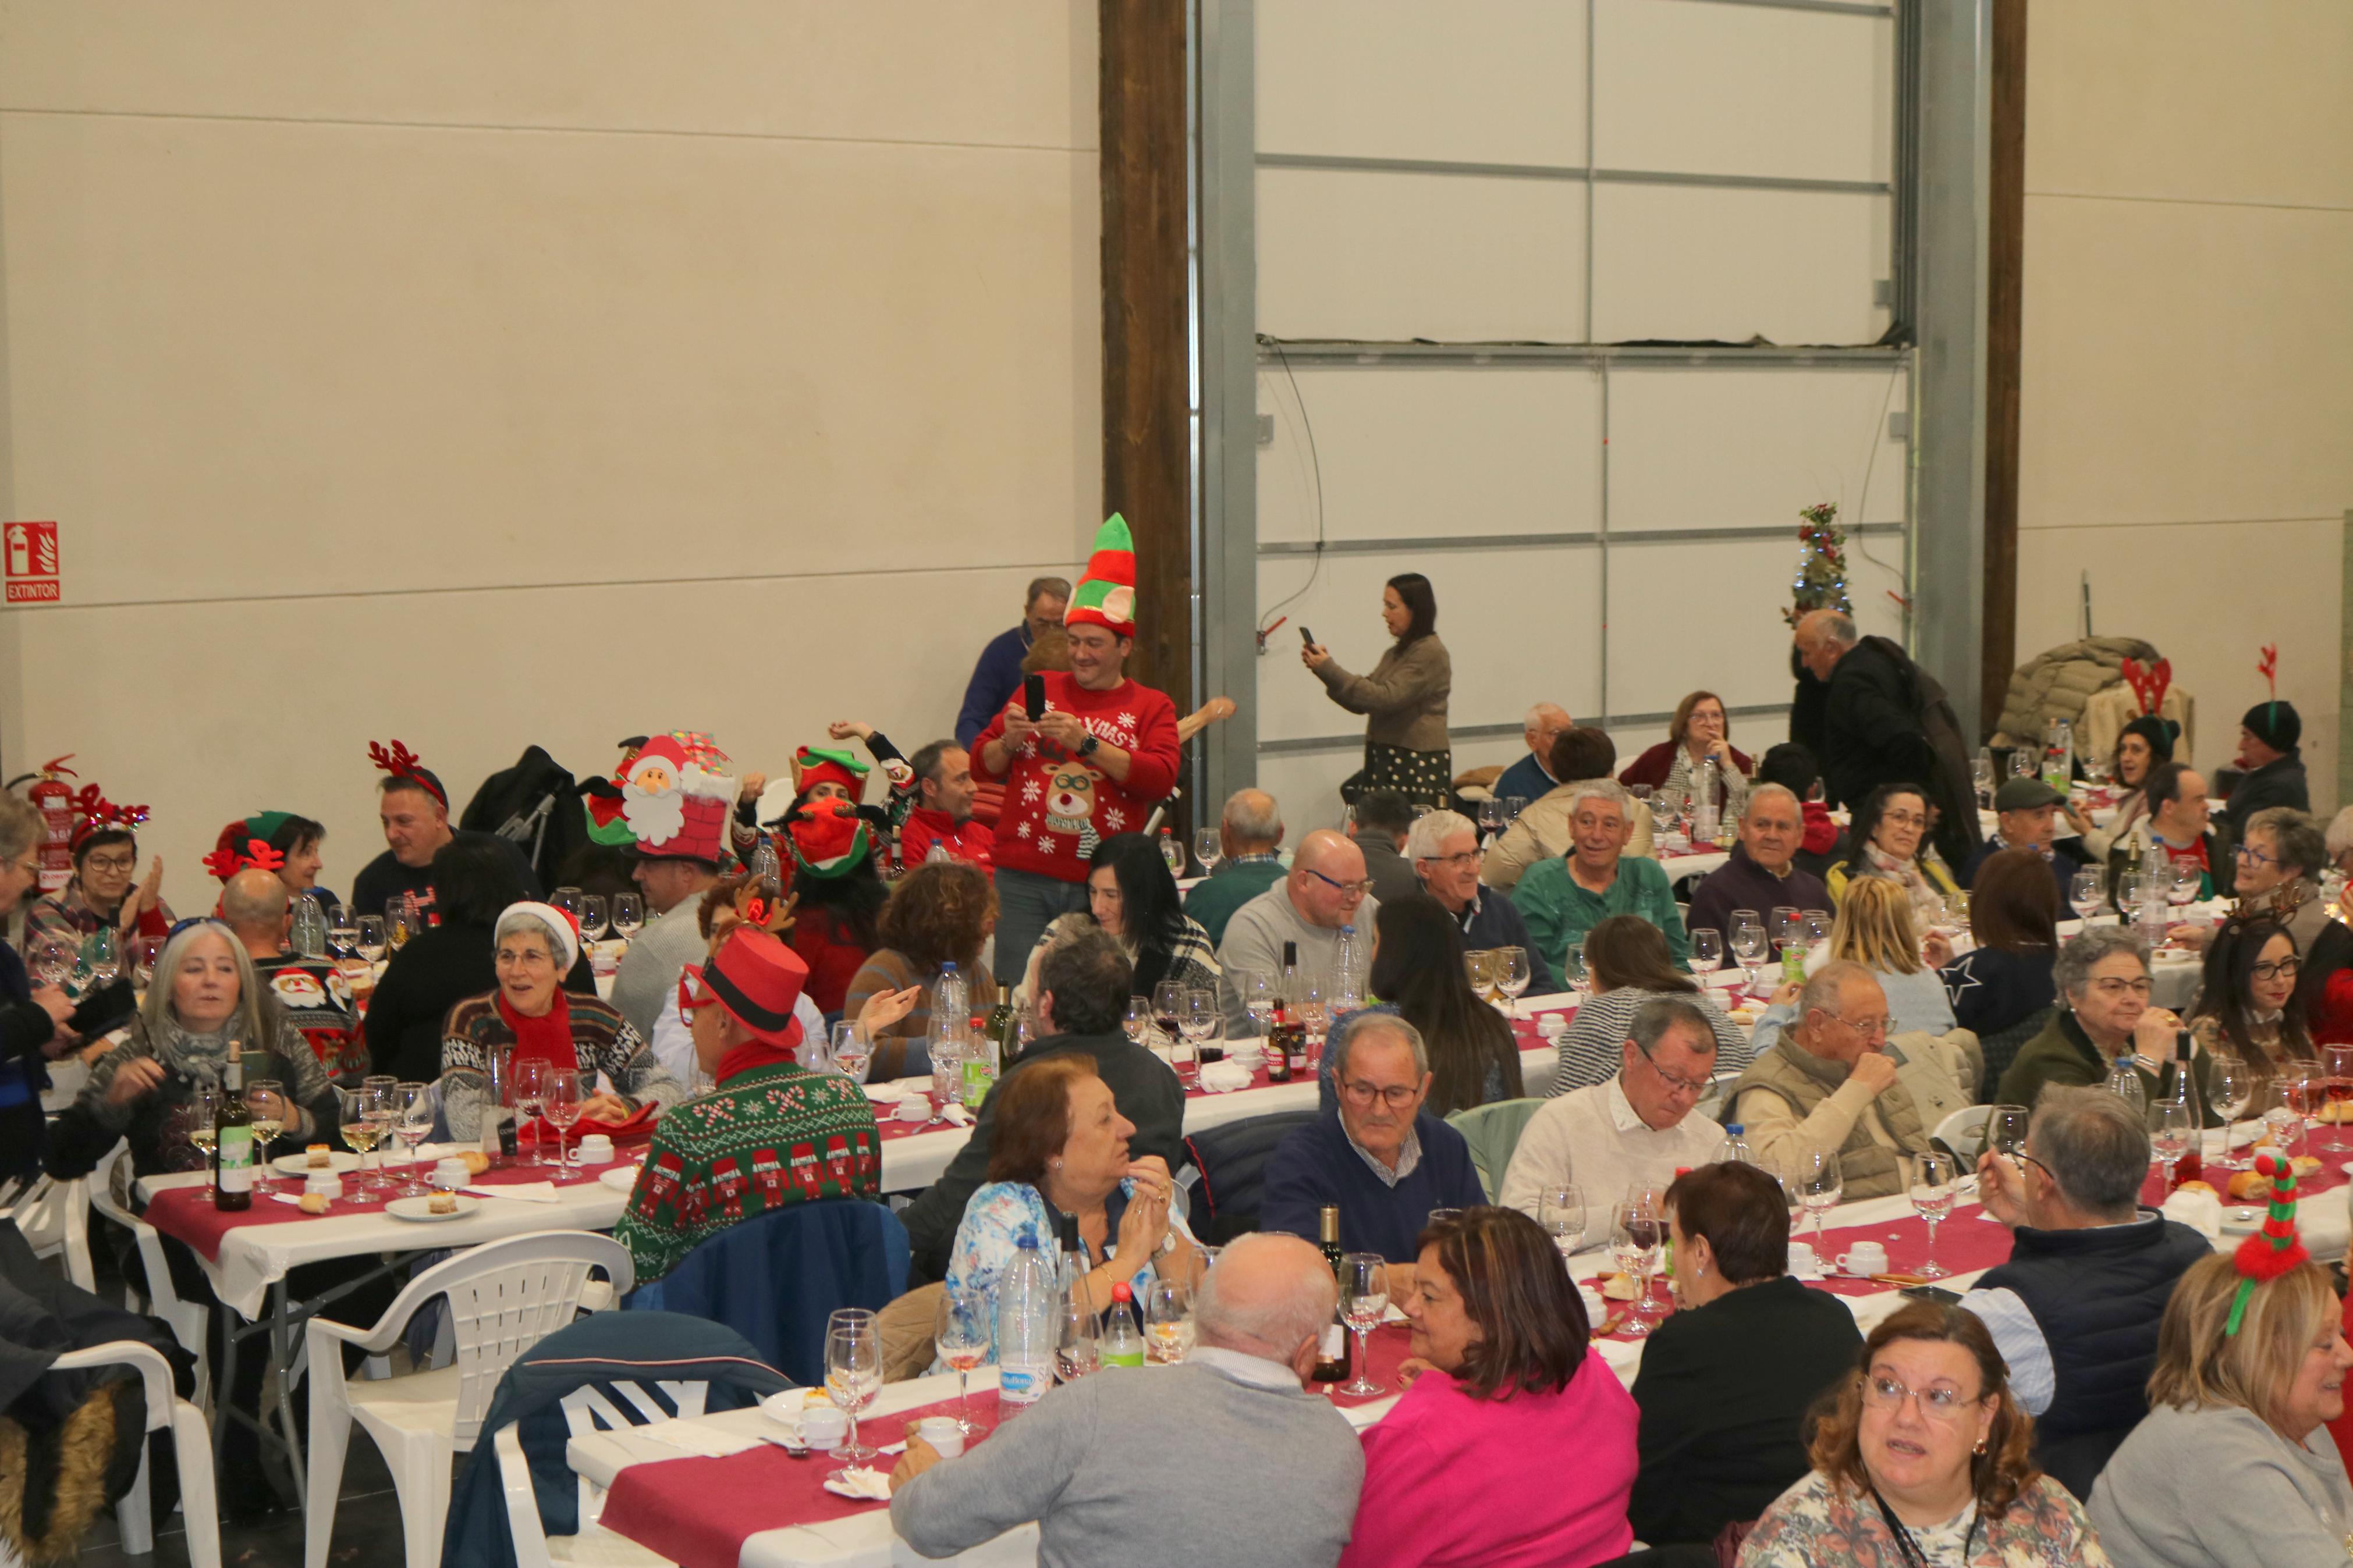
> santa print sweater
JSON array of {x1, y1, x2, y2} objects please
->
[{"x1": 971, "y1": 674, "x2": 1181, "y2": 883}]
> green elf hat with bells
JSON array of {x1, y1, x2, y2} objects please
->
[{"x1": 1063, "y1": 514, "x2": 1137, "y2": 639}]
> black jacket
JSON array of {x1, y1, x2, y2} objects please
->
[
  {"x1": 0, "y1": 944, "x2": 57, "y2": 1180},
  {"x1": 900, "y1": 1028, "x2": 1187, "y2": 1283},
  {"x1": 350, "y1": 830, "x2": 544, "y2": 927},
  {"x1": 1629, "y1": 1274, "x2": 1864, "y2": 1545},
  {"x1": 2224, "y1": 751, "x2": 2311, "y2": 839},
  {"x1": 1825, "y1": 637, "x2": 1982, "y2": 870},
  {"x1": 361, "y1": 919, "x2": 597, "y2": 1085}
]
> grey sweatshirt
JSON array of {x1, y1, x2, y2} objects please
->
[
  {"x1": 890, "y1": 1350, "x2": 1364, "y2": 1568},
  {"x1": 2088, "y1": 1400, "x2": 2353, "y2": 1567},
  {"x1": 1215, "y1": 886, "x2": 1379, "y2": 1034}
]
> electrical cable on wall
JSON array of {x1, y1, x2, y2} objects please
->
[
  {"x1": 1255, "y1": 335, "x2": 1326, "y2": 646},
  {"x1": 1848, "y1": 360, "x2": 1908, "y2": 602}
]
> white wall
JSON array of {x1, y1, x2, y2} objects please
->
[
  {"x1": 0, "y1": 1, "x2": 1101, "y2": 899},
  {"x1": 2015, "y1": 0, "x2": 2353, "y2": 805}
]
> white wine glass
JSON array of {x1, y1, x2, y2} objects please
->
[
  {"x1": 246, "y1": 1076, "x2": 286, "y2": 1194},
  {"x1": 610, "y1": 891, "x2": 645, "y2": 941},
  {"x1": 1337, "y1": 1253, "x2": 1389, "y2": 1395},
  {"x1": 336, "y1": 1085, "x2": 384, "y2": 1205},
  {"x1": 1910, "y1": 1151, "x2": 1958, "y2": 1279},
  {"x1": 823, "y1": 1316, "x2": 882, "y2": 1466},
  {"x1": 1191, "y1": 829, "x2": 1222, "y2": 876}
]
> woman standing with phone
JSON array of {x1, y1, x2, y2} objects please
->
[{"x1": 1302, "y1": 573, "x2": 1453, "y2": 808}]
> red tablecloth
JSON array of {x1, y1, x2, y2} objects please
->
[
  {"x1": 1317, "y1": 1321, "x2": 1413, "y2": 1407},
  {"x1": 875, "y1": 1058, "x2": 1286, "y2": 1143},
  {"x1": 1802, "y1": 1204, "x2": 2015, "y2": 1297},
  {"x1": 599, "y1": 1391, "x2": 1002, "y2": 1568}
]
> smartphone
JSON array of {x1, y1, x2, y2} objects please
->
[
  {"x1": 1022, "y1": 673, "x2": 1046, "y2": 721},
  {"x1": 1300, "y1": 625, "x2": 1315, "y2": 647},
  {"x1": 1900, "y1": 1283, "x2": 1962, "y2": 1306}
]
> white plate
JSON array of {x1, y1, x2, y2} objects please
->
[
  {"x1": 274, "y1": 1151, "x2": 360, "y2": 1175},
  {"x1": 598, "y1": 1164, "x2": 643, "y2": 1193},
  {"x1": 2221, "y1": 1206, "x2": 2265, "y2": 1235},
  {"x1": 386, "y1": 1195, "x2": 480, "y2": 1222}
]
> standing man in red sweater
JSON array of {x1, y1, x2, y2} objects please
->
[{"x1": 973, "y1": 515, "x2": 1181, "y2": 984}]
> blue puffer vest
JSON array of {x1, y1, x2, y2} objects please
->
[{"x1": 1975, "y1": 1214, "x2": 2212, "y2": 1498}]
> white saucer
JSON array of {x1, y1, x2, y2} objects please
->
[{"x1": 386, "y1": 1195, "x2": 479, "y2": 1222}]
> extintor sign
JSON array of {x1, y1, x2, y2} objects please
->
[{"x1": 4, "y1": 522, "x2": 60, "y2": 603}]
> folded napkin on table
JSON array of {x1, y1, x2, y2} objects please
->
[
  {"x1": 1198, "y1": 1062, "x2": 1254, "y2": 1094},
  {"x1": 939, "y1": 1103, "x2": 973, "y2": 1127},
  {"x1": 2162, "y1": 1186, "x2": 2223, "y2": 1241},
  {"x1": 464, "y1": 1182, "x2": 559, "y2": 1204},
  {"x1": 862, "y1": 1082, "x2": 910, "y2": 1104},
  {"x1": 822, "y1": 1467, "x2": 894, "y2": 1502}
]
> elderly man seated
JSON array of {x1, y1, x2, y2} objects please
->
[
  {"x1": 1509, "y1": 780, "x2": 1688, "y2": 979},
  {"x1": 1261, "y1": 1014, "x2": 1484, "y2": 1285},
  {"x1": 1728, "y1": 961, "x2": 1978, "y2": 1200},
  {"x1": 1482, "y1": 727, "x2": 1655, "y2": 892},
  {"x1": 1492, "y1": 702, "x2": 1575, "y2": 808},
  {"x1": 1499, "y1": 997, "x2": 1727, "y2": 1215},
  {"x1": 1960, "y1": 1087, "x2": 2210, "y2": 1499},
  {"x1": 1683, "y1": 784, "x2": 1830, "y2": 949},
  {"x1": 1964, "y1": 777, "x2": 2092, "y2": 901},
  {"x1": 889, "y1": 1232, "x2": 1365, "y2": 1567},
  {"x1": 2225, "y1": 698, "x2": 2309, "y2": 836},
  {"x1": 220, "y1": 866, "x2": 358, "y2": 1067},
  {"x1": 1183, "y1": 788, "x2": 1287, "y2": 947},
  {"x1": 1997, "y1": 927, "x2": 2208, "y2": 1116},
  {"x1": 1216, "y1": 828, "x2": 1381, "y2": 1033},
  {"x1": 1406, "y1": 809, "x2": 1557, "y2": 994}
]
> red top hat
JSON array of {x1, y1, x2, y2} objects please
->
[{"x1": 700, "y1": 927, "x2": 808, "y2": 1051}]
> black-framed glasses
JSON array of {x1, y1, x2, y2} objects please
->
[
  {"x1": 1632, "y1": 1038, "x2": 1711, "y2": 1096},
  {"x1": 2253, "y1": 955, "x2": 2302, "y2": 982},
  {"x1": 1339, "y1": 1079, "x2": 1421, "y2": 1110}
]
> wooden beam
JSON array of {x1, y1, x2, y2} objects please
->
[
  {"x1": 1981, "y1": 0, "x2": 2027, "y2": 737},
  {"x1": 1099, "y1": 0, "x2": 1193, "y2": 735}
]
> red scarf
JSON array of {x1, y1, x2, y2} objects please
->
[
  {"x1": 715, "y1": 1036, "x2": 800, "y2": 1085},
  {"x1": 495, "y1": 986, "x2": 579, "y2": 1073}
]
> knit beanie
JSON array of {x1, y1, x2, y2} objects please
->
[
  {"x1": 1063, "y1": 514, "x2": 1137, "y2": 638},
  {"x1": 2241, "y1": 701, "x2": 2301, "y2": 753},
  {"x1": 2117, "y1": 715, "x2": 2177, "y2": 767}
]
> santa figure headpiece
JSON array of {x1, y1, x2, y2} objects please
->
[
  {"x1": 1063, "y1": 514, "x2": 1137, "y2": 639},
  {"x1": 620, "y1": 731, "x2": 738, "y2": 866}
]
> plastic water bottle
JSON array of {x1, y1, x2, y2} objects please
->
[
  {"x1": 924, "y1": 840, "x2": 951, "y2": 865},
  {"x1": 290, "y1": 893, "x2": 329, "y2": 959},
  {"x1": 995, "y1": 1235, "x2": 1058, "y2": 1410},
  {"x1": 1692, "y1": 758, "x2": 1720, "y2": 844},
  {"x1": 1102, "y1": 1282, "x2": 1145, "y2": 1368},
  {"x1": 1713, "y1": 1124, "x2": 1754, "y2": 1167},
  {"x1": 1333, "y1": 925, "x2": 1362, "y2": 1010}
]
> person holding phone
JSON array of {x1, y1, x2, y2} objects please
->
[
  {"x1": 1301, "y1": 573, "x2": 1453, "y2": 808},
  {"x1": 973, "y1": 516, "x2": 1182, "y2": 986}
]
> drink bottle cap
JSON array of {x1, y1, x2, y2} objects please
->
[
  {"x1": 1726, "y1": 1125, "x2": 1744, "y2": 1135},
  {"x1": 1112, "y1": 1282, "x2": 1133, "y2": 1303}
]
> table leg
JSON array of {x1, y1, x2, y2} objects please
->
[{"x1": 272, "y1": 1281, "x2": 310, "y2": 1509}]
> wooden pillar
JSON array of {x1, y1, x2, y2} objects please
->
[
  {"x1": 1099, "y1": 0, "x2": 1194, "y2": 733},
  {"x1": 1981, "y1": 0, "x2": 2028, "y2": 736}
]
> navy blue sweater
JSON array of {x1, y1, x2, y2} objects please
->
[
  {"x1": 1260, "y1": 1110, "x2": 1486, "y2": 1263},
  {"x1": 955, "y1": 624, "x2": 1032, "y2": 749}
]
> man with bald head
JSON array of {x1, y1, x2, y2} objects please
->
[
  {"x1": 889, "y1": 1231, "x2": 1365, "y2": 1567},
  {"x1": 1216, "y1": 827, "x2": 1380, "y2": 1032},
  {"x1": 221, "y1": 866, "x2": 356, "y2": 1068},
  {"x1": 1183, "y1": 787, "x2": 1287, "y2": 947},
  {"x1": 1494, "y1": 702, "x2": 1575, "y2": 808},
  {"x1": 1794, "y1": 607, "x2": 1935, "y2": 815}
]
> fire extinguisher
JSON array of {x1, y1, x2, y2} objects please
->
[{"x1": 28, "y1": 755, "x2": 76, "y2": 894}]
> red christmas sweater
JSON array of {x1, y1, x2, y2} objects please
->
[
  {"x1": 900, "y1": 809, "x2": 996, "y2": 872},
  {"x1": 971, "y1": 674, "x2": 1181, "y2": 884}
]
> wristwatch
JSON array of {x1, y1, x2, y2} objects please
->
[{"x1": 1077, "y1": 734, "x2": 1101, "y2": 758}]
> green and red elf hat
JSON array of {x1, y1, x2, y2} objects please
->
[
  {"x1": 791, "y1": 746, "x2": 870, "y2": 805},
  {"x1": 1063, "y1": 514, "x2": 1137, "y2": 639},
  {"x1": 2226, "y1": 1148, "x2": 2310, "y2": 1337},
  {"x1": 204, "y1": 813, "x2": 295, "y2": 881},
  {"x1": 786, "y1": 797, "x2": 872, "y2": 880}
]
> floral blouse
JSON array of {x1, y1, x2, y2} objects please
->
[
  {"x1": 945, "y1": 1178, "x2": 1198, "y2": 1358},
  {"x1": 1738, "y1": 1470, "x2": 2108, "y2": 1568}
]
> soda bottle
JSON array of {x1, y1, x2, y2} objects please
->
[{"x1": 1102, "y1": 1282, "x2": 1145, "y2": 1368}]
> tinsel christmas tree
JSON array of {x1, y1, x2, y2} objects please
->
[{"x1": 1782, "y1": 502, "x2": 1851, "y2": 628}]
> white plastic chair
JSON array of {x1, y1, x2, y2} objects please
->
[
  {"x1": 497, "y1": 1425, "x2": 674, "y2": 1568},
  {"x1": 1933, "y1": 1103, "x2": 1994, "y2": 1162},
  {"x1": 85, "y1": 1140, "x2": 211, "y2": 1405},
  {"x1": 3, "y1": 1172, "x2": 94, "y2": 1291},
  {"x1": 303, "y1": 1230, "x2": 634, "y2": 1568},
  {"x1": 0, "y1": 1339, "x2": 222, "y2": 1568}
]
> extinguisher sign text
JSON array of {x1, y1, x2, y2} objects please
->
[{"x1": 5, "y1": 522, "x2": 60, "y2": 603}]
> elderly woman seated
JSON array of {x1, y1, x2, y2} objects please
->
[
  {"x1": 439, "y1": 899, "x2": 683, "y2": 1142},
  {"x1": 1997, "y1": 927, "x2": 2211, "y2": 1118},
  {"x1": 1630, "y1": 1162, "x2": 1862, "y2": 1549},
  {"x1": 1337, "y1": 1207, "x2": 1638, "y2": 1568},
  {"x1": 2088, "y1": 1172, "x2": 2353, "y2": 1566},
  {"x1": 945, "y1": 1053, "x2": 1200, "y2": 1351},
  {"x1": 1741, "y1": 1301, "x2": 2104, "y2": 1565}
]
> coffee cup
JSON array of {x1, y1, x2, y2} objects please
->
[
  {"x1": 305, "y1": 1172, "x2": 345, "y2": 1201},
  {"x1": 1786, "y1": 1241, "x2": 1819, "y2": 1277},
  {"x1": 1837, "y1": 1242, "x2": 1890, "y2": 1277},
  {"x1": 1577, "y1": 1283, "x2": 1607, "y2": 1324},
  {"x1": 574, "y1": 1135, "x2": 615, "y2": 1165},
  {"x1": 430, "y1": 1158, "x2": 471, "y2": 1191},
  {"x1": 798, "y1": 1404, "x2": 848, "y2": 1452},
  {"x1": 914, "y1": 1416, "x2": 965, "y2": 1457},
  {"x1": 895, "y1": 1097, "x2": 932, "y2": 1125}
]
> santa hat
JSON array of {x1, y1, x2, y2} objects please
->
[
  {"x1": 367, "y1": 739, "x2": 448, "y2": 810},
  {"x1": 791, "y1": 746, "x2": 871, "y2": 805},
  {"x1": 501, "y1": 900, "x2": 581, "y2": 973},
  {"x1": 786, "y1": 798, "x2": 872, "y2": 880},
  {"x1": 1063, "y1": 514, "x2": 1137, "y2": 639},
  {"x1": 205, "y1": 814, "x2": 293, "y2": 881},
  {"x1": 623, "y1": 731, "x2": 739, "y2": 865},
  {"x1": 2227, "y1": 1149, "x2": 2311, "y2": 1336},
  {"x1": 68, "y1": 785, "x2": 149, "y2": 854},
  {"x1": 692, "y1": 926, "x2": 808, "y2": 1052}
]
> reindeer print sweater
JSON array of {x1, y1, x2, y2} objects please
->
[{"x1": 971, "y1": 674, "x2": 1180, "y2": 884}]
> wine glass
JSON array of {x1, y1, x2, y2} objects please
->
[
  {"x1": 610, "y1": 891, "x2": 645, "y2": 941},
  {"x1": 85, "y1": 927, "x2": 120, "y2": 987},
  {"x1": 1504, "y1": 794, "x2": 1529, "y2": 822},
  {"x1": 188, "y1": 1080, "x2": 222, "y2": 1189},
  {"x1": 2166, "y1": 862, "x2": 2201, "y2": 911},
  {"x1": 1972, "y1": 750, "x2": 1996, "y2": 805},
  {"x1": 328, "y1": 905, "x2": 359, "y2": 961},
  {"x1": 1477, "y1": 797, "x2": 1506, "y2": 844},
  {"x1": 354, "y1": 915, "x2": 388, "y2": 967},
  {"x1": 1801, "y1": 910, "x2": 1831, "y2": 951},
  {"x1": 2070, "y1": 867, "x2": 2104, "y2": 925},
  {"x1": 1192, "y1": 829, "x2": 1222, "y2": 877},
  {"x1": 2325, "y1": 1046, "x2": 2353, "y2": 1151},
  {"x1": 1463, "y1": 949, "x2": 1497, "y2": 1001},
  {"x1": 829, "y1": 1021, "x2": 869, "y2": 1085},
  {"x1": 1562, "y1": 943, "x2": 1589, "y2": 1000},
  {"x1": 1770, "y1": 907, "x2": 1801, "y2": 962},
  {"x1": 246, "y1": 1077, "x2": 286, "y2": 1194},
  {"x1": 129, "y1": 936, "x2": 161, "y2": 991},
  {"x1": 1176, "y1": 990, "x2": 1216, "y2": 1088},
  {"x1": 1055, "y1": 1288, "x2": 1101, "y2": 1382},
  {"x1": 1690, "y1": 929, "x2": 1724, "y2": 982},
  {"x1": 548, "y1": 886, "x2": 583, "y2": 926},
  {"x1": 1729, "y1": 911, "x2": 1768, "y2": 992},
  {"x1": 1239, "y1": 970, "x2": 1276, "y2": 1039},
  {"x1": 2262, "y1": 1079, "x2": 2307, "y2": 1158},
  {"x1": 363, "y1": 1077, "x2": 398, "y2": 1189},
  {"x1": 2209, "y1": 1055, "x2": 2253, "y2": 1170},
  {"x1": 336, "y1": 1085, "x2": 384, "y2": 1204},
  {"x1": 1144, "y1": 1279, "x2": 1194, "y2": 1364},
  {"x1": 512, "y1": 1057, "x2": 551, "y2": 1166},
  {"x1": 2114, "y1": 869, "x2": 2144, "y2": 919},
  {"x1": 1294, "y1": 975, "x2": 1329, "y2": 1068},
  {"x1": 30, "y1": 940, "x2": 71, "y2": 991},
  {"x1": 823, "y1": 1317, "x2": 883, "y2": 1467},
  {"x1": 1495, "y1": 947, "x2": 1531, "y2": 1018},
  {"x1": 2008, "y1": 749, "x2": 2036, "y2": 780},
  {"x1": 1984, "y1": 1103, "x2": 2032, "y2": 1169},
  {"x1": 2149, "y1": 1101, "x2": 2195, "y2": 1192},
  {"x1": 544, "y1": 1070, "x2": 584, "y2": 1181},
  {"x1": 1795, "y1": 1149, "x2": 1844, "y2": 1256},
  {"x1": 934, "y1": 1287, "x2": 991, "y2": 1434},
  {"x1": 1337, "y1": 1253, "x2": 1389, "y2": 1395},
  {"x1": 1909, "y1": 1151, "x2": 1958, "y2": 1279},
  {"x1": 386, "y1": 895, "x2": 420, "y2": 952},
  {"x1": 1611, "y1": 1207, "x2": 1663, "y2": 1338},
  {"x1": 1123, "y1": 996, "x2": 1150, "y2": 1047},
  {"x1": 578, "y1": 894, "x2": 609, "y2": 947},
  {"x1": 1151, "y1": 979, "x2": 1184, "y2": 1051},
  {"x1": 392, "y1": 1082, "x2": 435, "y2": 1193},
  {"x1": 1536, "y1": 1183, "x2": 1586, "y2": 1259}
]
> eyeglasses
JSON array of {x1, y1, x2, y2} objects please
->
[
  {"x1": 495, "y1": 948, "x2": 556, "y2": 970},
  {"x1": 1303, "y1": 867, "x2": 1374, "y2": 899},
  {"x1": 1418, "y1": 851, "x2": 1480, "y2": 870},
  {"x1": 1829, "y1": 1012, "x2": 1891, "y2": 1039},
  {"x1": 1339, "y1": 1079, "x2": 1422, "y2": 1110},
  {"x1": 1632, "y1": 1038, "x2": 1712, "y2": 1096},
  {"x1": 83, "y1": 854, "x2": 136, "y2": 873},
  {"x1": 2253, "y1": 955, "x2": 2303, "y2": 982},
  {"x1": 1881, "y1": 812, "x2": 1927, "y2": 829},
  {"x1": 676, "y1": 964, "x2": 722, "y2": 1014},
  {"x1": 2088, "y1": 977, "x2": 2154, "y2": 999},
  {"x1": 2235, "y1": 842, "x2": 2278, "y2": 866},
  {"x1": 1861, "y1": 1373, "x2": 1985, "y2": 1423}
]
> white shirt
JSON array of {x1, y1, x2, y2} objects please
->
[
  {"x1": 1497, "y1": 1076, "x2": 1726, "y2": 1217},
  {"x1": 648, "y1": 986, "x2": 828, "y2": 1089}
]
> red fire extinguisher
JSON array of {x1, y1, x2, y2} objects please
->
[{"x1": 28, "y1": 755, "x2": 77, "y2": 894}]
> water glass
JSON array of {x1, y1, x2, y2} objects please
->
[
  {"x1": 2209, "y1": 1055, "x2": 2253, "y2": 1168},
  {"x1": 189, "y1": 1080, "x2": 222, "y2": 1189},
  {"x1": 1337, "y1": 1253, "x2": 1389, "y2": 1395},
  {"x1": 829, "y1": 1021, "x2": 870, "y2": 1083},
  {"x1": 1123, "y1": 997, "x2": 1151, "y2": 1047},
  {"x1": 29, "y1": 940, "x2": 71, "y2": 990},
  {"x1": 354, "y1": 915, "x2": 388, "y2": 966},
  {"x1": 1729, "y1": 911, "x2": 1768, "y2": 990},
  {"x1": 393, "y1": 1082, "x2": 436, "y2": 1193},
  {"x1": 1495, "y1": 947, "x2": 1531, "y2": 1016},
  {"x1": 1464, "y1": 949, "x2": 1497, "y2": 1000},
  {"x1": 1795, "y1": 1149, "x2": 1843, "y2": 1253},
  {"x1": 578, "y1": 894, "x2": 609, "y2": 944},
  {"x1": 1536, "y1": 1183, "x2": 1586, "y2": 1257},
  {"x1": 544, "y1": 1071, "x2": 585, "y2": 1181},
  {"x1": 1176, "y1": 989, "x2": 1218, "y2": 1086},
  {"x1": 1504, "y1": 794, "x2": 1529, "y2": 822},
  {"x1": 1909, "y1": 1151, "x2": 1958, "y2": 1278},
  {"x1": 1239, "y1": 970, "x2": 1276, "y2": 1039},
  {"x1": 2070, "y1": 867, "x2": 2104, "y2": 924},
  {"x1": 1690, "y1": 929, "x2": 1724, "y2": 979},
  {"x1": 512, "y1": 1057, "x2": 551, "y2": 1165}
]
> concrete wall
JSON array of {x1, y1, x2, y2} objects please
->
[
  {"x1": 2015, "y1": 0, "x2": 2353, "y2": 805},
  {"x1": 0, "y1": 1, "x2": 1100, "y2": 899}
]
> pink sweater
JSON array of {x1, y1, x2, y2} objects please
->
[{"x1": 1336, "y1": 1351, "x2": 1638, "y2": 1568}]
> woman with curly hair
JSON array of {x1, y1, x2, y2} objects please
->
[
  {"x1": 846, "y1": 861, "x2": 999, "y2": 1079},
  {"x1": 1740, "y1": 1300, "x2": 2106, "y2": 1566}
]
